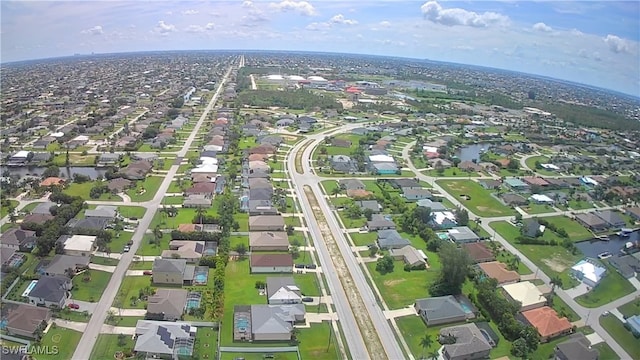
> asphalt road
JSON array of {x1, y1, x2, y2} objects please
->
[
  {"x1": 287, "y1": 124, "x2": 406, "y2": 360},
  {"x1": 70, "y1": 62, "x2": 234, "y2": 360}
]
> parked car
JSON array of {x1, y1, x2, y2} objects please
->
[
  {"x1": 598, "y1": 251, "x2": 612, "y2": 260},
  {"x1": 305, "y1": 264, "x2": 317, "y2": 269},
  {"x1": 302, "y1": 297, "x2": 314, "y2": 303},
  {"x1": 123, "y1": 245, "x2": 131, "y2": 253},
  {"x1": 68, "y1": 303, "x2": 80, "y2": 309},
  {"x1": 143, "y1": 270, "x2": 153, "y2": 275},
  {"x1": 294, "y1": 264, "x2": 305, "y2": 269}
]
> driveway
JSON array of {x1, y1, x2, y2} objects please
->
[
  {"x1": 100, "y1": 325, "x2": 136, "y2": 335},
  {"x1": 109, "y1": 307, "x2": 146, "y2": 316},
  {"x1": 52, "y1": 319, "x2": 87, "y2": 332},
  {"x1": 125, "y1": 270, "x2": 147, "y2": 276},
  {"x1": 89, "y1": 263, "x2": 116, "y2": 273},
  {"x1": 66, "y1": 299, "x2": 98, "y2": 313},
  {"x1": 565, "y1": 282, "x2": 590, "y2": 298},
  {"x1": 383, "y1": 306, "x2": 417, "y2": 320}
]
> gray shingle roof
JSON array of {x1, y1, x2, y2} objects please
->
[{"x1": 415, "y1": 296, "x2": 467, "y2": 322}]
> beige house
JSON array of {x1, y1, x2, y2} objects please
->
[
  {"x1": 152, "y1": 258, "x2": 193, "y2": 286},
  {"x1": 6, "y1": 304, "x2": 51, "y2": 339},
  {"x1": 62, "y1": 235, "x2": 97, "y2": 257},
  {"x1": 249, "y1": 232, "x2": 289, "y2": 251},
  {"x1": 249, "y1": 215, "x2": 285, "y2": 232},
  {"x1": 502, "y1": 281, "x2": 548, "y2": 312},
  {"x1": 161, "y1": 241, "x2": 205, "y2": 263},
  {"x1": 146, "y1": 289, "x2": 188, "y2": 321}
]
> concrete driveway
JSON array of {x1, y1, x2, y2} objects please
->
[
  {"x1": 109, "y1": 307, "x2": 146, "y2": 316},
  {"x1": 565, "y1": 282, "x2": 590, "y2": 298},
  {"x1": 66, "y1": 299, "x2": 97, "y2": 313},
  {"x1": 89, "y1": 263, "x2": 116, "y2": 273}
]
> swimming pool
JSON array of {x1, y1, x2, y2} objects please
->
[
  {"x1": 460, "y1": 302, "x2": 473, "y2": 314},
  {"x1": 185, "y1": 292, "x2": 201, "y2": 310},
  {"x1": 22, "y1": 280, "x2": 38, "y2": 297},
  {"x1": 437, "y1": 233, "x2": 449, "y2": 241}
]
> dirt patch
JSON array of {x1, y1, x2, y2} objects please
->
[
  {"x1": 384, "y1": 279, "x2": 406, "y2": 287},
  {"x1": 305, "y1": 186, "x2": 386, "y2": 360},
  {"x1": 542, "y1": 257, "x2": 569, "y2": 272}
]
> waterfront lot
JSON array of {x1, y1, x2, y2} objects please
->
[{"x1": 574, "y1": 263, "x2": 633, "y2": 308}]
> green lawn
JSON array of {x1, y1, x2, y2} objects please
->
[
  {"x1": 109, "y1": 316, "x2": 145, "y2": 327},
  {"x1": 522, "y1": 203, "x2": 556, "y2": 215},
  {"x1": 600, "y1": 315, "x2": 640, "y2": 359},
  {"x1": 574, "y1": 263, "x2": 634, "y2": 308},
  {"x1": 618, "y1": 298, "x2": 640, "y2": 317},
  {"x1": 490, "y1": 221, "x2": 581, "y2": 289},
  {"x1": 395, "y1": 315, "x2": 438, "y2": 359},
  {"x1": 91, "y1": 256, "x2": 119, "y2": 266},
  {"x1": 220, "y1": 353, "x2": 297, "y2": 360},
  {"x1": 366, "y1": 256, "x2": 438, "y2": 310},
  {"x1": 437, "y1": 180, "x2": 515, "y2": 217},
  {"x1": 118, "y1": 206, "x2": 147, "y2": 219},
  {"x1": 114, "y1": 275, "x2": 154, "y2": 309},
  {"x1": 293, "y1": 273, "x2": 320, "y2": 297},
  {"x1": 38, "y1": 327, "x2": 82, "y2": 360},
  {"x1": 193, "y1": 326, "x2": 217, "y2": 360},
  {"x1": 549, "y1": 295, "x2": 580, "y2": 321},
  {"x1": 129, "y1": 260, "x2": 154, "y2": 270},
  {"x1": 136, "y1": 233, "x2": 171, "y2": 256},
  {"x1": 592, "y1": 342, "x2": 620, "y2": 360},
  {"x1": 569, "y1": 199, "x2": 596, "y2": 210},
  {"x1": 127, "y1": 176, "x2": 164, "y2": 202},
  {"x1": 52, "y1": 308, "x2": 92, "y2": 322},
  {"x1": 539, "y1": 215, "x2": 593, "y2": 241},
  {"x1": 71, "y1": 270, "x2": 113, "y2": 302},
  {"x1": 496, "y1": 251, "x2": 533, "y2": 275},
  {"x1": 337, "y1": 211, "x2": 367, "y2": 229},
  {"x1": 90, "y1": 334, "x2": 136, "y2": 360},
  {"x1": 162, "y1": 196, "x2": 185, "y2": 205},
  {"x1": 350, "y1": 232, "x2": 378, "y2": 246},
  {"x1": 298, "y1": 321, "x2": 340, "y2": 360},
  {"x1": 424, "y1": 168, "x2": 480, "y2": 177},
  {"x1": 21, "y1": 201, "x2": 41, "y2": 213},
  {"x1": 63, "y1": 182, "x2": 122, "y2": 201}
]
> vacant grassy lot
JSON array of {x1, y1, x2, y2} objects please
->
[
  {"x1": 71, "y1": 270, "x2": 112, "y2": 302},
  {"x1": 490, "y1": 221, "x2": 581, "y2": 289},
  {"x1": 63, "y1": 182, "x2": 122, "y2": 201},
  {"x1": 540, "y1": 215, "x2": 593, "y2": 241},
  {"x1": 437, "y1": 180, "x2": 515, "y2": 217},
  {"x1": 220, "y1": 353, "x2": 297, "y2": 360},
  {"x1": 90, "y1": 256, "x2": 119, "y2": 266},
  {"x1": 618, "y1": 298, "x2": 640, "y2": 317},
  {"x1": 38, "y1": 327, "x2": 82, "y2": 360},
  {"x1": 575, "y1": 263, "x2": 633, "y2": 308},
  {"x1": 136, "y1": 233, "x2": 171, "y2": 256},
  {"x1": 115, "y1": 275, "x2": 155, "y2": 309},
  {"x1": 127, "y1": 176, "x2": 164, "y2": 202},
  {"x1": 350, "y1": 232, "x2": 378, "y2": 246},
  {"x1": 424, "y1": 168, "x2": 480, "y2": 177},
  {"x1": 118, "y1": 206, "x2": 147, "y2": 219},
  {"x1": 600, "y1": 315, "x2": 640, "y2": 359},
  {"x1": 298, "y1": 321, "x2": 340, "y2": 360},
  {"x1": 293, "y1": 273, "x2": 320, "y2": 297},
  {"x1": 90, "y1": 334, "x2": 136, "y2": 359},
  {"x1": 522, "y1": 203, "x2": 556, "y2": 215},
  {"x1": 162, "y1": 196, "x2": 185, "y2": 205}
]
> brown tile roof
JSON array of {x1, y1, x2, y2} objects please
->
[
  {"x1": 6, "y1": 304, "x2": 51, "y2": 334},
  {"x1": 462, "y1": 242, "x2": 495, "y2": 263},
  {"x1": 248, "y1": 153, "x2": 270, "y2": 162},
  {"x1": 477, "y1": 262, "x2": 520, "y2": 284},
  {"x1": 40, "y1": 177, "x2": 65, "y2": 187},
  {"x1": 185, "y1": 182, "x2": 216, "y2": 195},
  {"x1": 250, "y1": 253, "x2": 293, "y2": 267},
  {"x1": 523, "y1": 177, "x2": 550, "y2": 186},
  {"x1": 522, "y1": 306, "x2": 571, "y2": 338},
  {"x1": 22, "y1": 213, "x2": 55, "y2": 225}
]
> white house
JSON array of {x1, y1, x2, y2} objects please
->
[
  {"x1": 570, "y1": 258, "x2": 606, "y2": 287},
  {"x1": 63, "y1": 235, "x2": 97, "y2": 257},
  {"x1": 529, "y1": 194, "x2": 555, "y2": 204}
]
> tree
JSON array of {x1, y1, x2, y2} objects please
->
[
  {"x1": 550, "y1": 275, "x2": 563, "y2": 294},
  {"x1": 368, "y1": 244, "x2": 378, "y2": 258},
  {"x1": 363, "y1": 208, "x2": 374, "y2": 221},
  {"x1": 42, "y1": 165, "x2": 60, "y2": 178},
  {"x1": 234, "y1": 243, "x2": 248, "y2": 258},
  {"x1": 330, "y1": 186, "x2": 342, "y2": 198},
  {"x1": 507, "y1": 159, "x2": 519, "y2": 170},
  {"x1": 510, "y1": 338, "x2": 530, "y2": 358},
  {"x1": 429, "y1": 242, "x2": 470, "y2": 296},
  {"x1": 375, "y1": 254, "x2": 394, "y2": 274},
  {"x1": 419, "y1": 334, "x2": 433, "y2": 359},
  {"x1": 345, "y1": 202, "x2": 362, "y2": 219},
  {"x1": 454, "y1": 208, "x2": 469, "y2": 226}
]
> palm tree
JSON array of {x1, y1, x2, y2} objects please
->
[
  {"x1": 550, "y1": 275, "x2": 563, "y2": 294},
  {"x1": 427, "y1": 351, "x2": 439, "y2": 360},
  {"x1": 331, "y1": 186, "x2": 342, "y2": 198},
  {"x1": 419, "y1": 334, "x2": 434, "y2": 359}
]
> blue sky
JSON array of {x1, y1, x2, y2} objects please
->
[{"x1": 2, "y1": 1, "x2": 639, "y2": 95}]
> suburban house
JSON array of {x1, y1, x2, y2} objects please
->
[
  {"x1": 31, "y1": 201, "x2": 57, "y2": 215},
  {"x1": 59, "y1": 235, "x2": 97, "y2": 257},
  {"x1": 414, "y1": 295, "x2": 476, "y2": 326},
  {"x1": 5, "y1": 304, "x2": 51, "y2": 339},
  {"x1": 431, "y1": 211, "x2": 458, "y2": 229},
  {"x1": 438, "y1": 323, "x2": 493, "y2": 360},
  {"x1": 161, "y1": 241, "x2": 205, "y2": 263},
  {"x1": 500, "y1": 193, "x2": 529, "y2": 206},
  {"x1": 608, "y1": 254, "x2": 640, "y2": 279},
  {"x1": 146, "y1": 289, "x2": 188, "y2": 321},
  {"x1": 27, "y1": 275, "x2": 72, "y2": 308},
  {"x1": 625, "y1": 207, "x2": 640, "y2": 221},
  {"x1": 248, "y1": 200, "x2": 279, "y2": 215},
  {"x1": 249, "y1": 215, "x2": 285, "y2": 232},
  {"x1": 152, "y1": 258, "x2": 195, "y2": 286},
  {"x1": 122, "y1": 160, "x2": 153, "y2": 180},
  {"x1": 97, "y1": 153, "x2": 121, "y2": 166},
  {"x1": 594, "y1": 210, "x2": 626, "y2": 229},
  {"x1": 250, "y1": 254, "x2": 293, "y2": 273},
  {"x1": 338, "y1": 179, "x2": 365, "y2": 191},
  {"x1": 66, "y1": 217, "x2": 109, "y2": 232},
  {"x1": 249, "y1": 232, "x2": 290, "y2": 252},
  {"x1": 249, "y1": 304, "x2": 305, "y2": 341},
  {"x1": 134, "y1": 320, "x2": 197, "y2": 358},
  {"x1": 574, "y1": 213, "x2": 609, "y2": 231},
  {"x1": 522, "y1": 218, "x2": 544, "y2": 238},
  {"x1": 266, "y1": 277, "x2": 302, "y2": 305},
  {"x1": 389, "y1": 245, "x2": 427, "y2": 268},
  {"x1": 390, "y1": 178, "x2": 421, "y2": 190},
  {"x1": 446, "y1": 227, "x2": 480, "y2": 244},
  {"x1": 371, "y1": 162, "x2": 399, "y2": 175},
  {"x1": 462, "y1": 242, "x2": 495, "y2": 263},
  {"x1": 417, "y1": 199, "x2": 448, "y2": 212},
  {"x1": 477, "y1": 261, "x2": 520, "y2": 286},
  {"x1": 502, "y1": 281, "x2": 548, "y2": 312},
  {"x1": 107, "y1": 178, "x2": 133, "y2": 193},
  {"x1": 0, "y1": 228, "x2": 37, "y2": 252},
  {"x1": 85, "y1": 205, "x2": 118, "y2": 219},
  {"x1": 504, "y1": 178, "x2": 530, "y2": 192},
  {"x1": 626, "y1": 315, "x2": 640, "y2": 337},
  {"x1": 377, "y1": 230, "x2": 411, "y2": 249},
  {"x1": 402, "y1": 188, "x2": 432, "y2": 201},
  {"x1": 522, "y1": 306, "x2": 572, "y2": 342},
  {"x1": 367, "y1": 214, "x2": 396, "y2": 231},
  {"x1": 329, "y1": 155, "x2": 357, "y2": 173},
  {"x1": 554, "y1": 333, "x2": 599, "y2": 360},
  {"x1": 355, "y1": 200, "x2": 382, "y2": 213},
  {"x1": 185, "y1": 182, "x2": 216, "y2": 198},
  {"x1": 42, "y1": 254, "x2": 90, "y2": 277},
  {"x1": 570, "y1": 258, "x2": 606, "y2": 287},
  {"x1": 183, "y1": 194, "x2": 212, "y2": 208}
]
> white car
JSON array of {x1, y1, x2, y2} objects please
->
[
  {"x1": 123, "y1": 245, "x2": 131, "y2": 253},
  {"x1": 597, "y1": 251, "x2": 612, "y2": 260}
]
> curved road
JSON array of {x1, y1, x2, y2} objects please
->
[{"x1": 70, "y1": 61, "x2": 235, "y2": 360}]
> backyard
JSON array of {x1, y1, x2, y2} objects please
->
[
  {"x1": 297, "y1": 321, "x2": 341, "y2": 360},
  {"x1": 71, "y1": 270, "x2": 113, "y2": 302},
  {"x1": 437, "y1": 180, "x2": 515, "y2": 217}
]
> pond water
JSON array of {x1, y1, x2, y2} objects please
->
[
  {"x1": 575, "y1": 231, "x2": 639, "y2": 258},
  {"x1": 455, "y1": 143, "x2": 491, "y2": 162},
  {"x1": 1, "y1": 166, "x2": 106, "y2": 180}
]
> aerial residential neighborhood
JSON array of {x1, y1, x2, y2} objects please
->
[{"x1": 1, "y1": 2, "x2": 640, "y2": 360}]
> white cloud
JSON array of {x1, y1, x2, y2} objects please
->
[
  {"x1": 604, "y1": 34, "x2": 629, "y2": 53},
  {"x1": 205, "y1": 23, "x2": 215, "y2": 30},
  {"x1": 570, "y1": 28, "x2": 584, "y2": 36},
  {"x1": 242, "y1": 1, "x2": 253, "y2": 8},
  {"x1": 329, "y1": 14, "x2": 358, "y2": 25},
  {"x1": 153, "y1": 21, "x2": 177, "y2": 35},
  {"x1": 185, "y1": 22, "x2": 216, "y2": 33},
  {"x1": 420, "y1": 1, "x2": 509, "y2": 27},
  {"x1": 81, "y1": 25, "x2": 103, "y2": 35},
  {"x1": 182, "y1": 9, "x2": 199, "y2": 15},
  {"x1": 532, "y1": 22, "x2": 552, "y2": 32},
  {"x1": 269, "y1": 0, "x2": 316, "y2": 16},
  {"x1": 379, "y1": 21, "x2": 391, "y2": 28},
  {"x1": 306, "y1": 22, "x2": 330, "y2": 31}
]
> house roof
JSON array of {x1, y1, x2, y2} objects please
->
[
  {"x1": 389, "y1": 245, "x2": 426, "y2": 265},
  {"x1": 338, "y1": 179, "x2": 365, "y2": 190},
  {"x1": 447, "y1": 227, "x2": 479, "y2": 242},
  {"x1": 45, "y1": 255, "x2": 90, "y2": 275},
  {"x1": 147, "y1": 289, "x2": 188, "y2": 319},
  {"x1": 462, "y1": 242, "x2": 495, "y2": 262},
  {"x1": 85, "y1": 205, "x2": 118, "y2": 218},
  {"x1": 571, "y1": 258, "x2": 606, "y2": 284},
  {"x1": 575, "y1": 213, "x2": 608, "y2": 227},
  {"x1": 415, "y1": 296, "x2": 468, "y2": 322},
  {"x1": 523, "y1": 177, "x2": 550, "y2": 186},
  {"x1": 186, "y1": 182, "x2": 216, "y2": 194},
  {"x1": 107, "y1": 178, "x2": 133, "y2": 191},
  {"x1": 416, "y1": 199, "x2": 447, "y2": 212},
  {"x1": 40, "y1": 177, "x2": 65, "y2": 187},
  {"x1": 134, "y1": 320, "x2": 195, "y2": 355},
  {"x1": 153, "y1": 258, "x2": 187, "y2": 274},
  {"x1": 249, "y1": 215, "x2": 285, "y2": 228},
  {"x1": 31, "y1": 202, "x2": 57, "y2": 215},
  {"x1": 6, "y1": 304, "x2": 51, "y2": 334},
  {"x1": 249, "y1": 232, "x2": 289, "y2": 248},
  {"x1": 555, "y1": 333, "x2": 598, "y2": 360},
  {"x1": 477, "y1": 262, "x2": 520, "y2": 284},
  {"x1": 0, "y1": 228, "x2": 36, "y2": 247},
  {"x1": 66, "y1": 217, "x2": 109, "y2": 231},
  {"x1": 522, "y1": 306, "x2": 572, "y2": 338},
  {"x1": 504, "y1": 178, "x2": 528, "y2": 187},
  {"x1": 250, "y1": 304, "x2": 305, "y2": 336},
  {"x1": 28, "y1": 275, "x2": 70, "y2": 303},
  {"x1": 439, "y1": 323, "x2": 492, "y2": 359},
  {"x1": 250, "y1": 254, "x2": 293, "y2": 267},
  {"x1": 502, "y1": 281, "x2": 546, "y2": 308},
  {"x1": 266, "y1": 277, "x2": 301, "y2": 301},
  {"x1": 594, "y1": 210, "x2": 626, "y2": 225},
  {"x1": 162, "y1": 241, "x2": 205, "y2": 260},
  {"x1": 63, "y1": 235, "x2": 96, "y2": 252}
]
